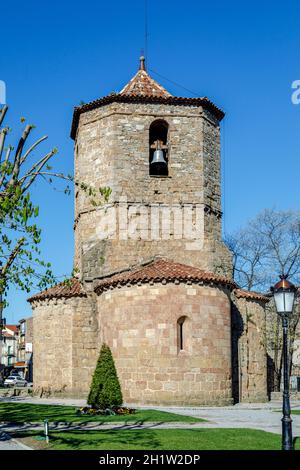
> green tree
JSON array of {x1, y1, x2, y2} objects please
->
[
  {"x1": 88, "y1": 344, "x2": 123, "y2": 409},
  {"x1": 0, "y1": 105, "x2": 63, "y2": 302},
  {"x1": 0, "y1": 105, "x2": 111, "y2": 308}
]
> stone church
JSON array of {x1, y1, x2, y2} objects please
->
[{"x1": 29, "y1": 57, "x2": 269, "y2": 405}]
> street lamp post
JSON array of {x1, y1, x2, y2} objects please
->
[
  {"x1": 0, "y1": 259, "x2": 3, "y2": 361},
  {"x1": 0, "y1": 290, "x2": 4, "y2": 375},
  {"x1": 272, "y1": 275, "x2": 296, "y2": 451},
  {"x1": 0, "y1": 262, "x2": 6, "y2": 374}
]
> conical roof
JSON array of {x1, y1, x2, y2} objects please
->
[
  {"x1": 70, "y1": 57, "x2": 225, "y2": 139},
  {"x1": 120, "y1": 56, "x2": 172, "y2": 98}
]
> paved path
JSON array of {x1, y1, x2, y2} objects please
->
[
  {"x1": 1, "y1": 396, "x2": 300, "y2": 436},
  {"x1": 155, "y1": 405, "x2": 300, "y2": 435},
  {"x1": 1, "y1": 411, "x2": 300, "y2": 436},
  {"x1": 0, "y1": 432, "x2": 31, "y2": 450},
  {"x1": 0, "y1": 421, "x2": 234, "y2": 432},
  {"x1": 2, "y1": 395, "x2": 300, "y2": 409},
  {"x1": 0, "y1": 396, "x2": 87, "y2": 407}
]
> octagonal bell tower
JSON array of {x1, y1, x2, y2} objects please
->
[{"x1": 71, "y1": 57, "x2": 232, "y2": 281}]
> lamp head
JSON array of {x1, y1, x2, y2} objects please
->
[{"x1": 272, "y1": 275, "x2": 296, "y2": 316}]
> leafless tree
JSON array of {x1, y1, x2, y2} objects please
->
[
  {"x1": 226, "y1": 229, "x2": 268, "y2": 291},
  {"x1": 226, "y1": 208, "x2": 300, "y2": 391}
]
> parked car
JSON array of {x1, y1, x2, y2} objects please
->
[
  {"x1": 10, "y1": 371, "x2": 22, "y2": 377},
  {"x1": 4, "y1": 376, "x2": 27, "y2": 387}
]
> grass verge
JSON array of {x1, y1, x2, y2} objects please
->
[
  {"x1": 13, "y1": 428, "x2": 300, "y2": 451},
  {"x1": 0, "y1": 403, "x2": 204, "y2": 423}
]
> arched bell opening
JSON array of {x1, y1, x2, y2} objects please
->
[{"x1": 149, "y1": 119, "x2": 169, "y2": 176}]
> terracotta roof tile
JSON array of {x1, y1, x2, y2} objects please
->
[
  {"x1": 234, "y1": 288, "x2": 269, "y2": 303},
  {"x1": 5, "y1": 325, "x2": 19, "y2": 333},
  {"x1": 28, "y1": 278, "x2": 86, "y2": 303},
  {"x1": 120, "y1": 69, "x2": 172, "y2": 98},
  {"x1": 94, "y1": 258, "x2": 236, "y2": 294},
  {"x1": 70, "y1": 57, "x2": 224, "y2": 140}
]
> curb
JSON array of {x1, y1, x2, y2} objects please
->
[
  {"x1": 0, "y1": 431, "x2": 33, "y2": 450},
  {"x1": 10, "y1": 436, "x2": 33, "y2": 450}
]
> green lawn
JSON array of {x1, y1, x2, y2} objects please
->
[
  {"x1": 274, "y1": 409, "x2": 300, "y2": 415},
  {"x1": 0, "y1": 403, "x2": 203, "y2": 423},
  {"x1": 14, "y1": 428, "x2": 300, "y2": 450}
]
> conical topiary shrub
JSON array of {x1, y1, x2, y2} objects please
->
[{"x1": 87, "y1": 343, "x2": 123, "y2": 409}]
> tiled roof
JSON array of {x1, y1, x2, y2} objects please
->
[
  {"x1": 1, "y1": 332, "x2": 16, "y2": 339},
  {"x1": 14, "y1": 361, "x2": 26, "y2": 367},
  {"x1": 27, "y1": 262, "x2": 269, "y2": 304},
  {"x1": 94, "y1": 258, "x2": 236, "y2": 294},
  {"x1": 28, "y1": 278, "x2": 86, "y2": 303},
  {"x1": 70, "y1": 58, "x2": 225, "y2": 139},
  {"x1": 234, "y1": 288, "x2": 269, "y2": 303},
  {"x1": 5, "y1": 325, "x2": 19, "y2": 333},
  {"x1": 120, "y1": 69, "x2": 172, "y2": 98}
]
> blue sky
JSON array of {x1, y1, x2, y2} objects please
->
[{"x1": 1, "y1": 0, "x2": 299, "y2": 322}]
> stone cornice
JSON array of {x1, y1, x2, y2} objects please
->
[{"x1": 71, "y1": 94, "x2": 225, "y2": 140}]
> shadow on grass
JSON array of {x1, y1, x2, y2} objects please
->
[
  {"x1": 0, "y1": 403, "x2": 75, "y2": 423},
  {"x1": 0, "y1": 403, "x2": 181, "y2": 436},
  {"x1": 14, "y1": 429, "x2": 163, "y2": 450},
  {"x1": 0, "y1": 402, "x2": 201, "y2": 425},
  {"x1": 13, "y1": 428, "x2": 289, "y2": 451},
  {"x1": 0, "y1": 432, "x2": 13, "y2": 442},
  {"x1": 293, "y1": 436, "x2": 300, "y2": 450},
  {"x1": 0, "y1": 419, "x2": 170, "y2": 436},
  {"x1": 55, "y1": 429, "x2": 162, "y2": 450}
]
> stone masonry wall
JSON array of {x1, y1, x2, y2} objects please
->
[
  {"x1": 25, "y1": 317, "x2": 33, "y2": 343},
  {"x1": 32, "y1": 295, "x2": 98, "y2": 396},
  {"x1": 71, "y1": 294, "x2": 99, "y2": 395},
  {"x1": 74, "y1": 102, "x2": 232, "y2": 280},
  {"x1": 32, "y1": 298, "x2": 73, "y2": 393},
  {"x1": 97, "y1": 282, "x2": 233, "y2": 406},
  {"x1": 231, "y1": 296, "x2": 268, "y2": 403}
]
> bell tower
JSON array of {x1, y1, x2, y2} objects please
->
[{"x1": 71, "y1": 57, "x2": 232, "y2": 281}]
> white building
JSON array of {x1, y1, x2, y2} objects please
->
[{"x1": 1, "y1": 325, "x2": 19, "y2": 368}]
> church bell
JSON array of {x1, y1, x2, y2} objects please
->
[
  {"x1": 150, "y1": 139, "x2": 168, "y2": 176},
  {"x1": 150, "y1": 142, "x2": 167, "y2": 166}
]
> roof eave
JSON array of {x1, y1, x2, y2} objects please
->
[
  {"x1": 27, "y1": 292, "x2": 86, "y2": 303},
  {"x1": 70, "y1": 94, "x2": 225, "y2": 140},
  {"x1": 234, "y1": 288, "x2": 270, "y2": 303},
  {"x1": 27, "y1": 278, "x2": 87, "y2": 303},
  {"x1": 94, "y1": 273, "x2": 236, "y2": 296}
]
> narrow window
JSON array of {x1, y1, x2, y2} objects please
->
[
  {"x1": 177, "y1": 316, "x2": 186, "y2": 351},
  {"x1": 149, "y1": 119, "x2": 168, "y2": 176}
]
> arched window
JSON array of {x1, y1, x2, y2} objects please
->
[
  {"x1": 149, "y1": 120, "x2": 169, "y2": 176},
  {"x1": 177, "y1": 316, "x2": 187, "y2": 352}
]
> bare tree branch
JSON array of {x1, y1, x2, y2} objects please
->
[
  {"x1": 20, "y1": 135, "x2": 48, "y2": 165},
  {"x1": 227, "y1": 208, "x2": 300, "y2": 391},
  {"x1": 0, "y1": 237, "x2": 25, "y2": 280},
  {"x1": 0, "y1": 105, "x2": 8, "y2": 127},
  {"x1": 7, "y1": 125, "x2": 34, "y2": 187},
  {"x1": 0, "y1": 127, "x2": 8, "y2": 162},
  {"x1": 19, "y1": 149, "x2": 57, "y2": 192}
]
